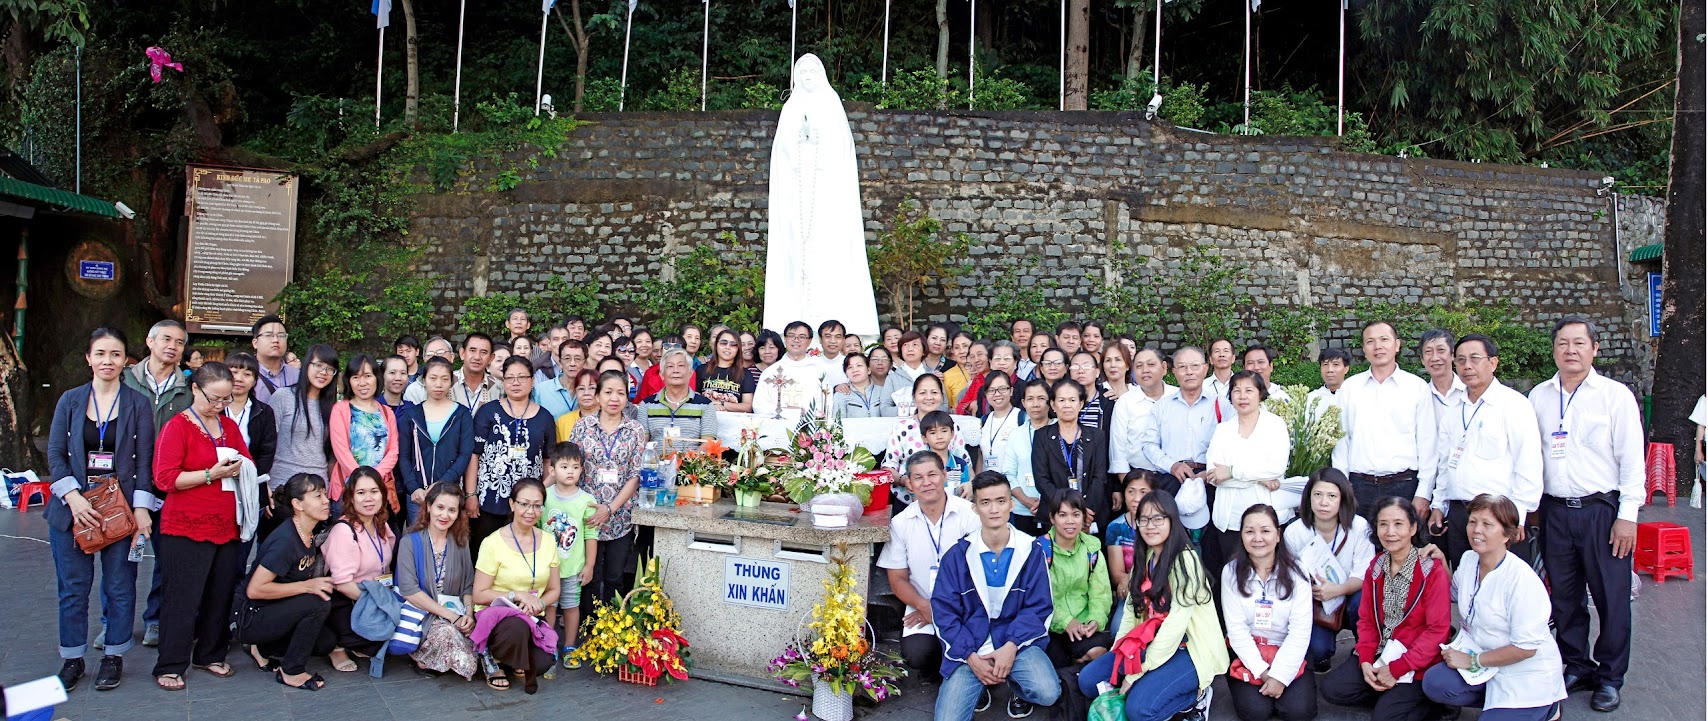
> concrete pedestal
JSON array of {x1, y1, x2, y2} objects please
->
[{"x1": 633, "y1": 500, "x2": 890, "y2": 686}]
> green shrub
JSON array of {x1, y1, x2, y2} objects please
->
[
  {"x1": 635, "y1": 232, "x2": 764, "y2": 334},
  {"x1": 641, "y1": 68, "x2": 703, "y2": 111},
  {"x1": 963, "y1": 255, "x2": 1070, "y2": 340},
  {"x1": 460, "y1": 276, "x2": 606, "y2": 337}
]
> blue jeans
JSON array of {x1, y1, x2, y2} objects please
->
[
  {"x1": 50, "y1": 525, "x2": 137, "y2": 658},
  {"x1": 1422, "y1": 664, "x2": 1555, "y2": 721},
  {"x1": 935, "y1": 644, "x2": 1061, "y2": 721},
  {"x1": 1077, "y1": 649, "x2": 1200, "y2": 721},
  {"x1": 1307, "y1": 590, "x2": 1362, "y2": 665}
]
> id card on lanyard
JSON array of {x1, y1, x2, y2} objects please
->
[
  {"x1": 1059, "y1": 435, "x2": 1080, "y2": 491},
  {"x1": 88, "y1": 391, "x2": 117, "y2": 472},
  {"x1": 597, "y1": 425, "x2": 625, "y2": 486},
  {"x1": 1449, "y1": 401, "x2": 1485, "y2": 471},
  {"x1": 1551, "y1": 384, "x2": 1579, "y2": 460}
]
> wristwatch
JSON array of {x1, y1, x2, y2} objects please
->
[{"x1": 507, "y1": 591, "x2": 517, "y2": 603}]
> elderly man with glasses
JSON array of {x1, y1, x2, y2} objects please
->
[{"x1": 1428, "y1": 333, "x2": 1543, "y2": 568}]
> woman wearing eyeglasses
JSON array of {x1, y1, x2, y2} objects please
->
[
  {"x1": 696, "y1": 329, "x2": 750, "y2": 412},
  {"x1": 471, "y1": 478, "x2": 559, "y2": 693},
  {"x1": 465, "y1": 356, "x2": 556, "y2": 559},
  {"x1": 151, "y1": 362, "x2": 254, "y2": 691},
  {"x1": 265, "y1": 345, "x2": 339, "y2": 543},
  {"x1": 609, "y1": 335, "x2": 640, "y2": 398}
]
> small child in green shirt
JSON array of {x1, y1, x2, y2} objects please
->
[{"x1": 540, "y1": 441, "x2": 598, "y2": 668}]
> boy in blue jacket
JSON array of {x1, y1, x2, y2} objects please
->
[{"x1": 932, "y1": 470, "x2": 1060, "y2": 719}]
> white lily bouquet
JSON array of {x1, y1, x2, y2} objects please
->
[{"x1": 1264, "y1": 385, "x2": 1345, "y2": 479}]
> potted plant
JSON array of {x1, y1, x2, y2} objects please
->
[
  {"x1": 671, "y1": 439, "x2": 728, "y2": 505},
  {"x1": 780, "y1": 415, "x2": 878, "y2": 507},
  {"x1": 569, "y1": 555, "x2": 691, "y2": 684},
  {"x1": 770, "y1": 543, "x2": 905, "y2": 720},
  {"x1": 725, "y1": 428, "x2": 778, "y2": 507}
]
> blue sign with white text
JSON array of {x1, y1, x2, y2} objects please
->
[
  {"x1": 1649, "y1": 272, "x2": 1663, "y2": 337},
  {"x1": 78, "y1": 260, "x2": 115, "y2": 281}
]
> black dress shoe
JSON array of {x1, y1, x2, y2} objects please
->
[
  {"x1": 57, "y1": 658, "x2": 86, "y2": 692},
  {"x1": 94, "y1": 656, "x2": 123, "y2": 691},
  {"x1": 1591, "y1": 684, "x2": 1621, "y2": 712},
  {"x1": 1564, "y1": 673, "x2": 1596, "y2": 693}
]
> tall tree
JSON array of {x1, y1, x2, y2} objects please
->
[
  {"x1": 401, "y1": 0, "x2": 419, "y2": 126},
  {"x1": 1065, "y1": 0, "x2": 1089, "y2": 108},
  {"x1": 936, "y1": 0, "x2": 950, "y2": 86},
  {"x1": 1654, "y1": 0, "x2": 1705, "y2": 493}
]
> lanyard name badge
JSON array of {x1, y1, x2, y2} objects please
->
[
  {"x1": 88, "y1": 392, "x2": 117, "y2": 472},
  {"x1": 597, "y1": 426, "x2": 623, "y2": 486},
  {"x1": 1551, "y1": 384, "x2": 1580, "y2": 459},
  {"x1": 925, "y1": 515, "x2": 945, "y2": 574},
  {"x1": 1463, "y1": 555, "x2": 1505, "y2": 633},
  {"x1": 428, "y1": 536, "x2": 464, "y2": 613},
  {"x1": 503, "y1": 398, "x2": 529, "y2": 460},
  {"x1": 1253, "y1": 582, "x2": 1275, "y2": 630},
  {"x1": 364, "y1": 526, "x2": 394, "y2": 586},
  {"x1": 1060, "y1": 435, "x2": 1080, "y2": 490},
  {"x1": 1449, "y1": 400, "x2": 1486, "y2": 471}
]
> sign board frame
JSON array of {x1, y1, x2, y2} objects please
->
[
  {"x1": 722, "y1": 556, "x2": 792, "y2": 612},
  {"x1": 77, "y1": 260, "x2": 115, "y2": 281},
  {"x1": 182, "y1": 164, "x2": 298, "y2": 335}
]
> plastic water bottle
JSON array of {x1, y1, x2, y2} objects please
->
[{"x1": 639, "y1": 486, "x2": 658, "y2": 508}]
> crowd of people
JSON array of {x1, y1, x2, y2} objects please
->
[{"x1": 40, "y1": 307, "x2": 1648, "y2": 721}]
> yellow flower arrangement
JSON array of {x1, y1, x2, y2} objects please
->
[
  {"x1": 769, "y1": 543, "x2": 905, "y2": 702},
  {"x1": 569, "y1": 555, "x2": 691, "y2": 681}
]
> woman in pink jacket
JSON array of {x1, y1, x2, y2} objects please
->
[{"x1": 329, "y1": 354, "x2": 401, "y2": 529}]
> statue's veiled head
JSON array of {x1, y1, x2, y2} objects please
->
[{"x1": 793, "y1": 53, "x2": 829, "y2": 95}]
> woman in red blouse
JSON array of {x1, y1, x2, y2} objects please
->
[{"x1": 150, "y1": 362, "x2": 252, "y2": 691}]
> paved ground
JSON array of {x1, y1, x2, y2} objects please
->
[{"x1": 1, "y1": 502, "x2": 1702, "y2": 720}]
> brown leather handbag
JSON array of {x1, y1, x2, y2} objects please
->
[{"x1": 73, "y1": 474, "x2": 138, "y2": 554}]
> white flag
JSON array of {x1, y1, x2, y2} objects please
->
[
  {"x1": 371, "y1": 0, "x2": 391, "y2": 29},
  {"x1": 543, "y1": 0, "x2": 557, "y2": 11},
  {"x1": 1249, "y1": 0, "x2": 1260, "y2": 10},
  {"x1": 628, "y1": 0, "x2": 636, "y2": 12}
]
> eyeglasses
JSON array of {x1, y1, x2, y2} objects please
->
[
  {"x1": 1069, "y1": 363, "x2": 1098, "y2": 371},
  {"x1": 198, "y1": 389, "x2": 233, "y2": 406},
  {"x1": 717, "y1": 340, "x2": 739, "y2": 347},
  {"x1": 1136, "y1": 514, "x2": 1170, "y2": 528},
  {"x1": 256, "y1": 331, "x2": 289, "y2": 341},
  {"x1": 502, "y1": 374, "x2": 532, "y2": 383},
  {"x1": 512, "y1": 501, "x2": 544, "y2": 512},
  {"x1": 1454, "y1": 355, "x2": 1491, "y2": 365},
  {"x1": 986, "y1": 385, "x2": 1012, "y2": 394},
  {"x1": 617, "y1": 346, "x2": 636, "y2": 354},
  {"x1": 1041, "y1": 359, "x2": 1065, "y2": 367},
  {"x1": 308, "y1": 361, "x2": 336, "y2": 373},
  {"x1": 784, "y1": 333, "x2": 811, "y2": 341},
  {"x1": 1175, "y1": 362, "x2": 1206, "y2": 370}
]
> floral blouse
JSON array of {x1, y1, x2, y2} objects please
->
[
  {"x1": 568, "y1": 415, "x2": 648, "y2": 541},
  {"x1": 350, "y1": 407, "x2": 388, "y2": 467},
  {"x1": 882, "y1": 415, "x2": 968, "y2": 474}
]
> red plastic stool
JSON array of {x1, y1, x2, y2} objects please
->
[
  {"x1": 1634, "y1": 521, "x2": 1694, "y2": 583},
  {"x1": 1645, "y1": 442, "x2": 1677, "y2": 507},
  {"x1": 14, "y1": 481, "x2": 52, "y2": 513}
]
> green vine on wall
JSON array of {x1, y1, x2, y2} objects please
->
[
  {"x1": 635, "y1": 232, "x2": 766, "y2": 335},
  {"x1": 460, "y1": 276, "x2": 606, "y2": 337}
]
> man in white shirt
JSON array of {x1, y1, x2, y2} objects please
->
[
  {"x1": 816, "y1": 320, "x2": 849, "y2": 388},
  {"x1": 1306, "y1": 347, "x2": 1351, "y2": 409},
  {"x1": 1418, "y1": 329, "x2": 1465, "y2": 472},
  {"x1": 1138, "y1": 347, "x2": 1225, "y2": 500},
  {"x1": 1430, "y1": 334, "x2": 1543, "y2": 565},
  {"x1": 1110, "y1": 347, "x2": 1177, "y2": 474},
  {"x1": 753, "y1": 321, "x2": 831, "y2": 418},
  {"x1": 1010, "y1": 319, "x2": 1037, "y2": 380},
  {"x1": 402, "y1": 336, "x2": 456, "y2": 403},
  {"x1": 1529, "y1": 317, "x2": 1643, "y2": 712},
  {"x1": 1206, "y1": 337, "x2": 1237, "y2": 401},
  {"x1": 1333, "y1": 321, "x2": 1438, "y2": 520},
  {"x1": 1241, "y1": 345, "x2": 1290, "y2": 402},
  {"x1": 877, "y1": 452, "x2": 980, "y2": 682}
]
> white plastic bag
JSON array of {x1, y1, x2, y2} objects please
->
[{"x1": 807, "y1": 493, "x2": 863, "y2": 529}]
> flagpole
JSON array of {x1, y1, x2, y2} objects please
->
[
  {"x1": 535, "y1": 10, "x2": 549, "y2": 115},
  {"x1": 881, "y1": 0, "x2": 891, "y2": 84},
  {"x1": 1058, "y1": 0, "x2": 1065, "y2": 110},
  {"x1": 453, "y1": 0, "x2": 467, "y2": 131},
  {"x1": 1153, "y1": 0, "x2": 1161, "y2": 84},
  {"x1": 700, "y1": 0, "x2": 710, "y2": 111},
  {"x1": 375, "y1": 25, "x2": 385, "y2": 127},
  {"x1": 789, "y1": 0, "x2": 797, "y2": 86},
  {"x1": 1242, "y1": 0, "x2": 1251, "y2": 132},
  {"x1": 968, "y1": 0, "x2": 975, "y2": 109},
  {"x1": 1336, "y1": 0, "x2": 1346, "y2": 136},
  {"x1": 620, "y1": 1, "x2": 634, "y2": 111}
]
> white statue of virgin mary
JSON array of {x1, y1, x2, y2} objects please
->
[{"x1": 762, "y1": 54, "x2": 880, "y2": 342}]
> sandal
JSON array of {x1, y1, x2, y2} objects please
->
[
  {"x1": 486, "y1": 673, "x2": 511, "y2": 691},
  {"x1": 328, "y1": 649, "x2": 358, "y2": 673},
  {"x1": 193, "y1": 662, "x2": 235, "y2": 678},
  {"x1": 274, "y1": 669, "x2": 323, "y2": 691},
  {"x1": 155, "y1": 674, "x2": 186, "y2": 691},
  {"x1": 248, "y1": 646, "x2": 278, "y2": 672}
]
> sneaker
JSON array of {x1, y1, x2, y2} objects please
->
[
  {"x1": 1186, "y1": 686, "x2": 1213, "y2": 721},
  {"x1": 94, "y1": 656, "x2": 122, "y2": 691},
  {"x1": 57, "y1": 658, "x2": 86, "y2": 692},
  {"x1": 142, "y1": 623, "x2": 161, "y2": 647},
  {"x1": 974, "y1": 688, "x2": 993, "y2": 713},
  {"x1": 93, "y1": 622, "x2": 106, "y2": 651},
  {"x1": 1007, "y1": 696, "x2": 1035, "y2": 718}
]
